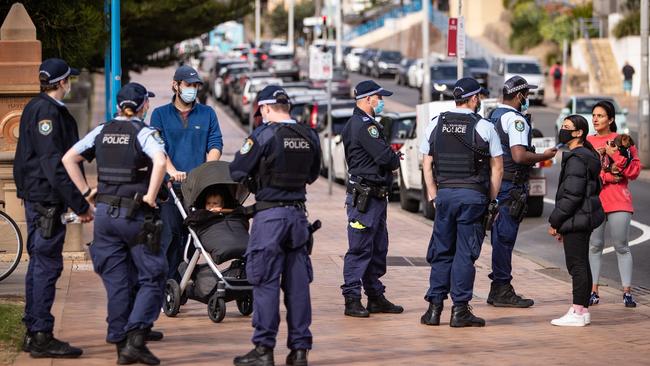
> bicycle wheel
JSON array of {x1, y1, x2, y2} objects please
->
[{"x1": 0, "y1": 210, "x2": 23, "y2": 281}]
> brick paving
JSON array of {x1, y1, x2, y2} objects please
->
[{"x1": 11, "y1": 68, "x2": 650, "y2": 365}]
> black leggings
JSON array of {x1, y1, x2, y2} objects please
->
[{"x1": 563, "y1": 231, "x2": 593, "y2": 307}]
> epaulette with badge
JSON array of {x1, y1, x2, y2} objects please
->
[{"x1": 38, "y1": 119, "x2": 53, "y2": 136}]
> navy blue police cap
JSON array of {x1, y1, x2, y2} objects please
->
[
  {"x1": 353, "y1": 80, "x2": 393, "y2": 100},
  {"x1": 503, "y1": 75, "x2": 538, "y2": 95},
  {"x1": 452, "y1": 77, "x2": 482, "y2": 100},
  {"x1": 254, "y1": 85, "x2": 290, "y2": 117},
  {"x1": 117, "y1": 82, "x2": 155, "y2": 111},
  {"x1": 39, "y1": 58, "x2": 80, "y2": 85},
  {"x1": 173, "y1": 65, "x2": 203, "y2": 84}
]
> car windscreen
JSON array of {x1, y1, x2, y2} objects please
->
[
  {"x1": 380, "y1": 51, "x2": 401, "y2": 62},
  {"x1": 506, "y1": 62, "x2": 541, "y2": 74},
  {"x1": 575, "y1": 98, "x2": 621, "y2": 114},
  {"x1": 464, "y1": 58, "x2": 488, "y2": 68},
  {"x1": 270, "y1": 53, "x2": 293, "y2": 60},
  {"x1": 333, "y1": 69, "x2": 348, "y2": 80},
  {"x1": 431, "y1": 66, "x2": 457, "y2": 80}
]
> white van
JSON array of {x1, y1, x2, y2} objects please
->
[{"x1": 488, "y1": 55, "x2": 545, "y2": 104}]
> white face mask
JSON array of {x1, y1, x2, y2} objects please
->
[{"x1": 63, "y1": 82, "x2": 71, "y2": 98}]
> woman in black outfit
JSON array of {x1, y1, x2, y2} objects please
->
[{"x1": 548, "y1": 115, "x2": 605, "y2": 327}]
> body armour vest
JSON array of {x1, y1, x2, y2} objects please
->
[
  {"x1": 489, "y1": 107, "x2": 535, "y2": 180},
  {"x1": 430, "y1": 112, "x2": 490, "y2": 192},
  {"x1": 95, "y1": 119, "x2": 151, "y2": 198},
  {"x1": 256, "y1": 123, "x2": 315, "y2": 192}
]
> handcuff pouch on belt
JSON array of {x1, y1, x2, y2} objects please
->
[
  {"x1": 34, "y1": 203, "x2": 59, "y2": 239},
  {"x1": 508, "y1": 187, "x2": 528, "y2": 223}
]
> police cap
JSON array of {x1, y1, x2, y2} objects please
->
[
  {"x1": 173, "y1": 65, "x2": 203, "y2": 84},
  {"x1": 254, "y1": 85, "x2": 290, "y2": 117},
  {"x1": 452, "y1": 77, "x2": 482, "y2": 100},
  {"x1": 353, "y1": 80, "x2": 393, "y2": 100},
  {"x1": 39, "y1": 58, "x2": 80, "y2": 85},
  {"x1": 503, "y1": 75, "x2": 538, "y2": 95},
  {"x1": 117, "y1": 83, "x2": 155, "y2": 111}
]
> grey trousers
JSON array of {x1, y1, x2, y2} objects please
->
[{"x1": 589, "y1": 211, "x2": 633, "y2": 288}]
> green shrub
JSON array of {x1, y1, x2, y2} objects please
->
[{"x1": 613, "y1": 10, "x2": 642, "y2": 38}]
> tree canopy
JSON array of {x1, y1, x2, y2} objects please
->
[{"x1": 269, "y1": 1, "x2": 315, "y2": 41}]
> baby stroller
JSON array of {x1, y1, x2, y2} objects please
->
[{"x1": 162, "y1": 161, "x2": 253, "y2": 323}]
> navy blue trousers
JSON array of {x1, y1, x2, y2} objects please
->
[
  {"x1": 246, "y1": 207, "x2": 313, "y2": 350},
  {"x1": 425, "y1": 189, "x2": 487, "y2": 304},
  {"x1": 160, "y1": 198, "x2": 187, "y2": 281},
  {"x1": 489, "y1": 180, "x2": 527, "y2": 285},
  {"x1": 23, "y1": 201, "x2": 66, "y2": 333},
  {"x1": 90, "y1": 203, "x2": 167, "y2": 343},
  {"x1": 341, "y1": 194, "x2": 387, "y2": 299}
]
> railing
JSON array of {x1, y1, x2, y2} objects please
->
[
  {"x1": 344, "y1": 0, "x2": 423, "y2": 41},
  {"x1": 581, "y1": 19, "x2": 602, "y2": 83}
]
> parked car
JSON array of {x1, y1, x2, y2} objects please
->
[
  {"x1": 396, "y1": 58, "x2": 415, "y2": 86},
  {"x1": 359, "y1": 48, "x2": 378, "y2": 75},
  {"x1": 344, "y1": 47, "x2": 366, "y2": 72},
  {"x1": 212, "y1": 59, "x2": 247, "y2": 101},
  {"x1": 371, "y1": 50, "x2": 402, "y2": 78},
  {"x1": 231, "y1": 72, "x2": 281, "y2": 121},
  {"x1": 316, "y1": 103, "x2": 357, "y2": 183},
  {"x1": 309, "y1": 67, "x2": 352, "y2": 98},
  {"x1": 264, "y1": 48, "x2": 299, "y2": 81},
  {"x1": 220, "y1": 63, "x2": 251, "y2": 104},
  {"x1": 377, "y1": 111, "x2": 417, "y2": 197},
  {"x1": 554, "y1": 96, "x2": 629, "y2": 136},
  {"x1": 407, "y1": 58, "x2": 424, "y2": 88},
  {"x1": 488, "y1": 55, "x2": 545, "y2": 104},
  {"x1": 303, "y1": 98, "x2": 357, "y2": 132},
  {"x1": 464, "y1": 57, "x2": 489, "y2": 87},
  {"x1": 428, "y1": 63, "x2": 461, "y2": 101}
]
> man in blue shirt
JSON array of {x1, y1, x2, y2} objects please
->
[{"x1": 150, "y1": 65, "x2": 223, "y2": 280}]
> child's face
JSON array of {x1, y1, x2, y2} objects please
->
[{"x1": 206, "y1": 194, "x2": 224, "y2": 212}]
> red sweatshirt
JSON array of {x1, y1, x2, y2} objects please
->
[{"x1": 587, "y1": 133, "x2": 640, "y2": 214}]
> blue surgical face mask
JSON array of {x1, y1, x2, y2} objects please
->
[
  {"x1": 373, "y1": 99, "x2": 385, "y2": 115},
  {"x1": 520, "y1": 96, "x2": 529, "y2": 112},
  {"x1": 179, "y1": 86, "x2": 197, "y2": 103}
]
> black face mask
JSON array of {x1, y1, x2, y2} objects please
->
[{"x1": 558, "y1": 129, "x2": 577, "y2": 144}]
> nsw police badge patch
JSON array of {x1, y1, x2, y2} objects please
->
[
  {"x1": 152, "y1": 130, "x2": 164, "y2": 145},
  {"x1": 38, "y1": 119, "x2": 53, "y2": 136},
  {"x1": 367, "y1": 125, "x2": 379, "y2": 138},
  {"x1": 240, "y1": 138, "x2": 254, "y2": 154},
  {"x1": 514, "y1": 120, "x2": 525, "y2": 132}
]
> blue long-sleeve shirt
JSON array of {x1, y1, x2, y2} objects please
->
[{"x1": 150, "y1": 98, "x2": 223, "y2": 173}]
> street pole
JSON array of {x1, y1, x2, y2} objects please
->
[
  {"x1": 561, "y1": 39, "x2": 568, "y2": 101},
  {"x1": 422, "y1": 0, "x2": 431, "y2": 103},
  {"x1": 288, "y1": 0, "x2": 295, "y2": 52},
  {"x1": 255, "y1": 0, "x2": 261, "y2": 48},
  {"x1": 335, "y1": 0, "x2": 343, "y2": 67},
  {"x1": 639, "y1": 0, "x2": 650, "y2": 165},
  {"x1": 110, "y1": 0, "x2": 121, "y2": 117},
  {"x1": 104, "y1": 0, "x2": 111, "y2": 121},
  {"x1": 456, "y1": 0, "x2": 463, "y2": 80},
  {"x1": 327, "y1": 77, "x2": 333, "y2": 195}
]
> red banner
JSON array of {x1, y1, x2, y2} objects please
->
[{"x1": 447, "y1": 18, "x2": 457, "y2": 57}]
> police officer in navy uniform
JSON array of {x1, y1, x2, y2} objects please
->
[
  {"x1": 13, "y1": 58, "x2": 92, "y2": 358},
  {"x1": 340, "y1": 80, "x2": 404, "y2": 318},
  {"x1": 486, "y1": 76, "x2": 557, "y2": 307},
  {"x1": 62, "y1": 83, "x2": 167, "y2": 365},
  {"x1": 230, "y1": 85, "x2": 321, "y2": 366},
  {"x1": 419, "y1": 77, "x2": 504, "y2": 327}
]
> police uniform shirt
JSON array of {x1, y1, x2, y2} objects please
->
[
  {"x1": 72, "y1": 117, "x2": 166, "y2": 160},
  {"x1": 419, "y1": 107, "x2": 503, "y2": 157},
  {"x1": 230, "y1": 119, "x2": 321, "y2": 202},
  {"x1": 496, "y1": 103, "x2": 530, "y2": 148}
]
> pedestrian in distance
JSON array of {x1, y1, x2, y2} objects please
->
[
  {"x1": 586, "y1": 100, "x2": 641, "y2": 308},
  {"x1": 13, "y1": 58, "x2": 93, "y2": 358},
  {"x1": 340, "y1": 80, "x2": 405, "y2": 318},
  {"x1": 420, "y1": 77, "x2": 504, "y2": 328},
  {"x1": 230, "y1": 85, "x2": 321, "y2": 366},
  {"x1": 548, "y1": 114, "x2": 605, "y2": 327},
  {"x1": 486, "y1": 76, "x2": 557, "y2": 308},
  {"x1": 621, "y1": 61, "x2": 635, "y2": 96},
  {"x1": 150, "y1": 65, "x2": 223, "y2": 282},
  {"x1": 62, "y1": 82, "x2": 168, "y2": 364},
  {"x1": 550, "y1": 61, "x2": 563, "y2": 101}
]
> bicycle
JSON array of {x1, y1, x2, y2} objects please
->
[{"x1": 0, "y1": 200, "x2": 23, "y2": 281}]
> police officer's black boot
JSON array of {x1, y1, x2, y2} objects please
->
[
  {"x1": 233, "y1": 345, "x2": 274, "y2": 366},
  {"x1": 366, "y1": 295, "x2": 404, "y2": 314},
  {"x1": 449, "y1": 304, "x2": 486, "y2": 328},
  {"x1": 22, "y1": 331, "x2": 33, "y2": 352},
  {"x1": 344, "y1": 297, "x2": 369, "y2": 317},
  {"x1": 420, "y1": 302, "x2": 443, "y2": 326},
  {"x1": 286, "y1": 349, "x2": 308, "y2": 366},
  {"x1": 145, "y1": 328, "x2": 163, "y2": 342},
  {"x1": 117, "y1": 329, "x2": 160, "y2": 365},
  {"x1": 29, "y1": 332, "x2": 83, "y2": 358},
  {"x1": 487, "y1": 282, "x2": 534, "y2": 308}
]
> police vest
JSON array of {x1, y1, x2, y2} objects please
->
[
  {"x1": 95, "y1": 119, "x2": 151, "y2": 198},
  {"x1": 430, "y1": 112, "x2": 490, "y2": 192},
  {"x1": 256, "y1": 123, "x2": 315, "y2": 192},
  {"x1": 489, "y1": 107, "x2": 534, "y2": 180}
]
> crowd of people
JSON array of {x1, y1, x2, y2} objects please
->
[{"x1": 12, "y1": 56, "x2": 640, "y2": 365}]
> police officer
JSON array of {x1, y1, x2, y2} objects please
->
[
  {"x1": 340, "y1": 80, "x2": 404, "y2": 318},
  {"x1": 13, "y1": 58, "x2": 92, "y2": 358},
  {"x1": 486, "y1": 76, "x2": 557, "y2": 307},
  {"x1": 230, "y1": 85, "x2": 321, "y2": 366},
  {"x1": 419, "y1": 77, "x2": 503, "y2": 327},
  {"x1": 62, "y1": 83, "x2": 167, "y2": 365}
]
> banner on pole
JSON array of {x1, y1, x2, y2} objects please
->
[
  {"x1": 447, "y1": 18, "x2": 457, "y2": 57},
  {"x1": 457, "y1": 16, "x2": 466, "y2": 58},
  {"x1": 309, "y1": 48, "x2": 333, "y2": 80}
]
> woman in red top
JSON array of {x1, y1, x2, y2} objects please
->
[{"x1": 586, "y1": 100, "x2": 640, "y2": 308}]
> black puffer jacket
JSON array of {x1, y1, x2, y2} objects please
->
[{"x1": 549, "y1": 146, "x2": 605, "y2": 234}]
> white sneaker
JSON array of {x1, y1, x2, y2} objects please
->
[
  {"x1": 551, "y1": 307, "x2": 586, "y2": 327},
  {"x1": 584, "y1": 311, "x2": 591, "y2": 325}
]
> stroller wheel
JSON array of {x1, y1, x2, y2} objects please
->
[
  {"x1": 207, "y1": 294, "x2": 226, "y2": 323},
  {"x1": 237, "y1": 295, "x2": 254, "y2": 316},
  {"x1": 180, "y1": 291, "x2": 189, "y2": 306},
  {"x1": 163, "y1": 279, "x2": 181, "y2": 317}
]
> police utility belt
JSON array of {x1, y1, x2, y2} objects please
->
[
  {"x1": 347, "y1": 177, "x2": 389, "y2": 213},
  {"x1": 242, "y1": 200, "x2": 306, "y2": 216},
  {"x1": 502, "y1": 170, "x2": 529, "y2": 185}
]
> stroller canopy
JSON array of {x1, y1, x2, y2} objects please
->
[{"x1": 181, "y1": 161, "x2": 249, "y2": 211}]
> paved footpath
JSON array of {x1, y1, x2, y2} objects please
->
[{"x1": 12, "y1": 68, "x2": 650, "y2": 366}]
